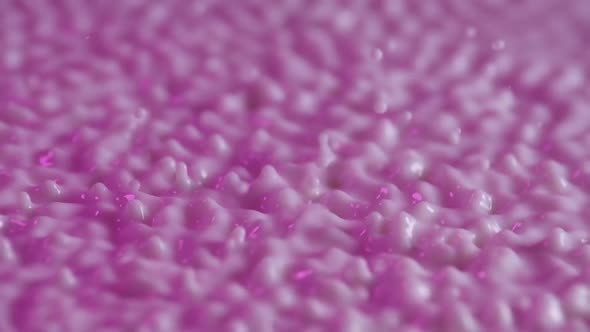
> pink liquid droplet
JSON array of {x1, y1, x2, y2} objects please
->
[
  {"x1": 412, "y1": 192, "x2": 423, "y2": 202},
  {"x1": 38, "y1": 150, "x2": 54, "y2": 167},
  {"x1": 294, "y1": 269, "x2": 313, "y2": 280}
]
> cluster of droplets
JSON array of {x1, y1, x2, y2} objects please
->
[{"x1": 0, "y1": 0, "x2": 590, "y2": 331}]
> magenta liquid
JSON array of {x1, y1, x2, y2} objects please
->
[{"x1": 1, "y1": 0, "x2": 590, "y2": 331}]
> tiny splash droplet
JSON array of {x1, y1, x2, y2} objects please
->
[
  {"x1": 248, "y1": 225, "x2": 261, "y2": 239},
  {"x1": 376, "y1": 187, "x2": 389, "y2": 199},
  {"x1": 294, "y1": 269, "x2": 313, "y2": 280},
  {"x1": 38, "y1": 150, "x2": 54, "y2": 167},
  {"x1": 412, "y1": 192, "x2": 423, "y2": 202}
]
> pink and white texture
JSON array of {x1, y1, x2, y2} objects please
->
[{"x1": 1, "y1": 0, "x2": 590, "y2": 331}]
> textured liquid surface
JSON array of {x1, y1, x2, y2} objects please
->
[{"x1": 1, "y1": 0, "x2": 590, "y2": 331}]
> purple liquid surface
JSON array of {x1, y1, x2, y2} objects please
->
[{"x1": 1, "y1": 0, "x2": 590, "y2": 331}]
